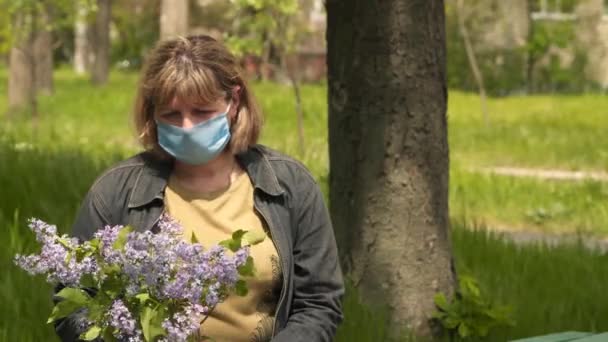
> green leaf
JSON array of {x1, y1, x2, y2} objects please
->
[
  {"x1": 88, "y1": 238, "x2": 100, "y2": 249},
  {"x1": 235, "y1": 279, "x2": 248, "y2": 296},
  {"x1": 460, "y1": 275, "x2": 481, "y2": 298},
  {"x1": 237, "y1": 256, "x2": 255, "y2": 277},
  {"x1": 80, "y1": 274, "x2": 97, "y2": 288},
  {"x1": 218, "y1": 239, "x2": 234, "y2": 252},
  {"x1": 47, "y1": 288, "x2": 91, "y2": 323},
  {"x1": 112, "y1": 226, "x2": 133, "y2": 251},
  {"x1": 219, "y1": 230, "x2": 247, "y2": 252},
  {"x1": 477, "y1": 324, "x2": 490, "y2": 337},
  {"x1": 458, "y1": 323, "x2": 470, "y2": 338},
  {"x1": 103, "y1": 327, "x2": 117, "y2": 342},
  {"x1": 231, "y1": 230, "x2": 247, "y2": 242},
  {"x1": 56, "y1": 287, "x2": 90, "y2": 305},
  {"x1": 141, "y1": 306, "x2": 155, "y2": 342},
  {"x1": 80, "y1": 325, "x2": 102, "y2": 341},
  {"x1": 242, "y1": 230, "x2": 266, "y2": 246},
  {"x1": 434, "y1": 293, "x2": 449, "y2": 311},
  {"x1": 47, "y1": 300, "x2": 84, "y2": 324},
  {"x1": 431, "y1": 311, "x2": 446, "y2": 320},
  {"x1": 444, "y1": 316, "x2": 460, "y2": 329},
  {"x1": 86, "y1": 303, "x2": 105, "y2": 322},
  {"x1": 101, "y1": 271, "x2": 125, "y2": 297},
  {"x1": 135, "y1": 293, "x2": 150, "y2": 304},
  {"x1": 190, "y1": 232, "x2": 200, "y2": 244},
  {"x1": 140, "y1": 305, "x2": 167, "y2": 341},
  {"x1": 57, "y1": 237, "x2": 73, "y2": 250}
]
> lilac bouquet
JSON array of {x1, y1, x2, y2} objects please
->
[{"x1": 14, "y1": 215, "x2": 264, "y2": 342}]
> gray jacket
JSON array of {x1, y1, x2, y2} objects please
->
[{"x1": 54, "y1": 145, "x2": 344, "y2": 342}]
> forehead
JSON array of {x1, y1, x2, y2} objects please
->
[
  {"x1": 152, "y1": 63, "x2": 226, "y2": 110},
  {"x1": 157, "y1": 95, "x2": 222, "y2": 110}
]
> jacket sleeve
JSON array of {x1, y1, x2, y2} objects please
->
[
  {"x1": 272, "y1": 169, "x2": 345, "y2": 342},
  {"x1": 54, "y1": 190, "x2": 111, "y2": 342}
]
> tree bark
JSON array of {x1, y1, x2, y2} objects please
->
[
  {"x1": 74, "y1": 3, "x2": 92, "y2": 75},
  {"x1": 8, "y1": 10, "x2": 36, "y2": 115},
  {"x1": 91, "y1": 0, "x2": 111, "y2": 85},
  {"x1": 525, "y1": 0, "x2": 536, "y2": 93},
  {"x1": 282, "y1": 54, "x2": 306, "y2": 156},
  {"x1": 160, "y1": 0, "x2": 189, "y2": 40},
  {"x1": 34, "y1": 5, "x2": 53, "y2": 95},
  {"x1": 327, "y1": 0, "x2": 455, "y2": 338}
]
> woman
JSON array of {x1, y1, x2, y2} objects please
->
[{"x1": 55, "y1": 35, "x2": 344, "y2": 342}]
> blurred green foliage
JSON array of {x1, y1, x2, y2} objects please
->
[{"x1": 445, "y1": 2, "x2": 600, "y2": 95}]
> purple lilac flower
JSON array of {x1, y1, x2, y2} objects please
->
[
  {"x1": 108, "y1": 299, "x2": 138, "y2": 338},
  {"x1": 15, "y1": 216, "x2": 251, "y2": 341},
  {"x1": 28, "y1": 218, "x2": 57, "y2": 242},
  {"x1": 161, "y1": 303, "x2": 205, "y2": 342},
  {"x1": 235, "y1": 246, "x2": 250, "y2": 266},
  {"x1": 14, "y1": 219, "x2": 98, "y2": 286},
  {"x1": 156, "y1": 213, "x2": 183, "y2": 236},
  {"x1": 163, "y1": 269, "x2": 193, "y2": 300},
  {"x1": 205, "y1": 282, "x2": 221, "y2": 307},
  {"x1": 94, "y1": 225, "x2": 122, "y2": 264}
]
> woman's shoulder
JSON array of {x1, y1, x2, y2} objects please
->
[
  {"x1": 87, "y1": 151, "x2": 170, "y2": 195},
  {"x1": 250, "y1": 145, "x2": 309, "y2": 172},
  {"x1": 246, "y1": 144, "x2": 320, "y2": 192}
]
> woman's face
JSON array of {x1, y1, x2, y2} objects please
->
[{"x1": 155, "y1": 95, "x2": 236, "y2": 129}]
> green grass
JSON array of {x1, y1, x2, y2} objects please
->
[
  {"x1": 449, "y1": 91, "x2": 608, "y2": 171},
  {"x1": 1, "y1": 69, "x2": 608, "y2": 341},
  {"x1": 452, "y1": 222, "x2": 608, "y2": 341},
  {"x1": 451, "y1": 165, "x2": 608, "y2": 236}
]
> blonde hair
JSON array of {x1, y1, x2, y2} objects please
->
[{"x1": 134, "y1": 35, "x2": 262, "y2": 158}]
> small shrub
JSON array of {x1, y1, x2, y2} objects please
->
[{"x1": 433, "y1": 275, "x2": 515, "y2": 341}]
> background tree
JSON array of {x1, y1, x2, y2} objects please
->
[
  {"x1": 112, "y1": 0, "x2": 160, "y2": 69},
  {"x1": 327, "y1": 0, "x2": 455, "y2": 338},
  {"x1": 225, "y1": 0, "x2": 310, "y2": 155},
  {"x1": 160, "y1": 0, "x2": 188, "y2": 40},
  {"x1": 7, "y1": 4, "x2": 37, "y2": 115},
  {"x1": 34, "y1": 4, "x2": 54, "y2": 95},
  {"x1": 3, "y1": 0, "x2": 97, "y2": 114},
  {"x1": 91, "y1": 0, "x2": 111, "y2": 85},
  {"x1": 73, "y1": 2, "x2": 92, "y2": 75}
]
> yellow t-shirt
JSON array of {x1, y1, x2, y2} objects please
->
[{"x1": 164, "y1": 171, "x2": 282, "y2": 342}]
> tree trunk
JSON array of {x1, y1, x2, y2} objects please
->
[
  {"x1": 74, "y1": 3, "x2": 91, "y2": 75},
  {"x1": 8, "y1": 10, "x2": 36, "y2": 115},
  {"x1": 283, "y1": 54, "x2": 306, "y2": 156},
  {"x1": 575, "y1": 0, "x2": 606, "y2": 88},
  {"x1": 91, "y1": 0, "x2": 111, "y2": 85},
  {"x1": 525, "y1": 0, "x2": 536, "y2": 93},
  {"x1": 327, "y1": 0, "x2": 455, "y2": 338},
  {"x1": 34, "y1": 5, "x2": 53, "y2": 95},
  {"x1": 160, "y1": 0, "x2": 189, "y2": 40}
]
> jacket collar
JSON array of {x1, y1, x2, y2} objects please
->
[{"x1": 127, "y1": 146, "x2": 284, "y2": 209}]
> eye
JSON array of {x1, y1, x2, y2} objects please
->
[
  {"x1": 161, "y1": 111, "x2": 180, "y2": 119},
  {"x1": 194, "y1": 109, "x2": 214, "y2": 117}
]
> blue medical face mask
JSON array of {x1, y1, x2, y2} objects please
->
[{"x1": 155, "y1": 102, "x2": 232, "y2": 165}]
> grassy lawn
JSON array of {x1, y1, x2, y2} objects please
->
[
  {"x1": 1, "y1": 69, "x2": 607, "y2": 341},
  {"x1": 449, "y1": 91, "x2": 608, "y2": 171}
]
